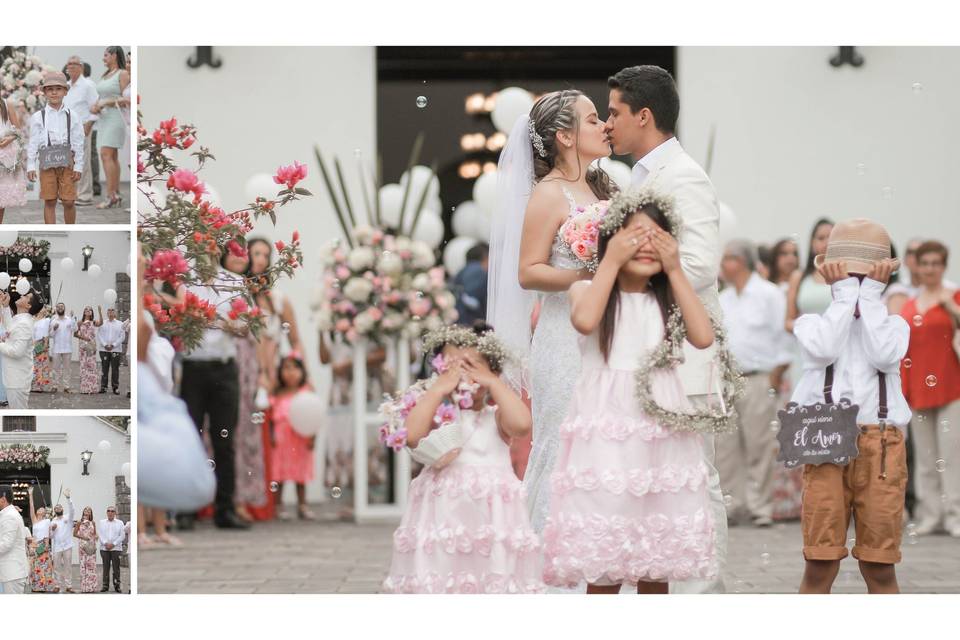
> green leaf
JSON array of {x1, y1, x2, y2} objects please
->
[{"x1": 294, "y1": 187, "x2": 313, "y2": 196}]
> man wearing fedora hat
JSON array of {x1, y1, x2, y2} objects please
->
[
  {"x1": 26, "y1": 70, "x2": 84, "y2": 224},
  {"x1": 791, "y1": 218, "x2": 911, "y2": 594}
]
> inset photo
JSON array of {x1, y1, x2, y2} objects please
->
[
  {"x1": 0, "y1": 415, "x2": 130, "y2": 595},
  {"x1": 0, "y1": 46, "x2": 131, "y2": 225},
  {"x1": 0, "y1": 229, "x2": 131, "y2": 410}
]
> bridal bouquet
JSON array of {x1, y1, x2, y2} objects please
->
[
  {"x1": 138, "y1": 114, "x2": 307, "y2": 352},
  {"x1": 557, "y1": 201, "x2": 609, "y2": 272},
  {"x1": 0, "y1": 51, "x2": 53, "y2": 114}
]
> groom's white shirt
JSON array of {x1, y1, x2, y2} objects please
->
[
  {"x1": 0, "y1": 503, "x2": 29, "y2": 583},
  {"x1": 0, "y1": 309, "x2": 37, "y2": 390},
  {"x1": 632, "y1": 136, "x2": 722, "y2": 396}
]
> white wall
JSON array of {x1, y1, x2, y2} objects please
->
[
  {"x1": 677, "y1": 46, "x2": 960, "y2": 282},
  {"x1": 29, "y1": 46, "x2": 131, "y2": 182}
]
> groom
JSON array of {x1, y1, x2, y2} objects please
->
[{"x1": 604, "y1": 65, "x2": 728, "y2": 594}]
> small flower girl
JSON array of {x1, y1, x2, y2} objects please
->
[
  {"x1": 381, "y1": 323, "x2": 544, "y2": 593},
  {"x1": 543, "y1": 188, "x2": 719, "y2": 593}
]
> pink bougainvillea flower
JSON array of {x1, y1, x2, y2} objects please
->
[
  {"x1": 273, "y1": 161, "x2": 307, "y2": 191},
  {"x1": 274, "y1": 240, "x2": 285, "y2": 251},
  {"x1": 144, "y1": 249, "x2": 189, "y2": 286},
  {"x1": 226, "y1": 240, "x2": 247, "y2": 258},
  {"x1": 166, "y1": 168, "x2": 206, "y2": 202}
]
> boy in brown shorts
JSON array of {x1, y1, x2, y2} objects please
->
[
  {"x1": 26, "y1": 71, "x2": 84, "y2": 224},
  {"x1": 790, "y1": 219, "x2": 911, "y2": 593}
]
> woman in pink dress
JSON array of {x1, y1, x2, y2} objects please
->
[
  {"x1": 270, "y1": 353, "x2": 316, "y2": 520},
  {"x1": 73, "y1": 506, "x2": 98, "y2": 592},
  {"x1": 74, "y1": 307, "x2": 102, "y2": 394}
]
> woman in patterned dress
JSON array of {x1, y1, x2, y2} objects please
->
[
  {"x1": 28, "y1": 487, "x2": 56, "y2": 592},
  {"x1": 74, "y1": 307, "x2": 101, "y2": 394},
  {"x1": 73, "y1": 507, "x2": 98, "y2": 593},
  {"x1": 31, "y1": 312, "x2": 53, "y2": 393}
]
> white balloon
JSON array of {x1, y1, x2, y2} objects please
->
[
  {"x1": 121, "y1": 462, "x2": 131, "y2": 487},
  {"x1": 429, "y1": 195, "x2": 443, "y2": 217},
  {"x1": 0, "y1": 230, "x2": 18, "y2": 246},
  {"x1": 472, "y1": 171, "x2": 499, "y2": 217},
  {"x1": 718, "y1": 201, "x2": 738, "y2": 244},
  {"x1": 98, "y1": 439, "x2": 112, "y2": 452},
  {"x1": 203, "y1": 184, "x2": 222, "y2": 207},
  {"x1": 244, "y1": 173, "x2": 279, "y2": 202},
  {"x1": 88, "y1": 264, "x2": 102, "y2": 279},
  {"x1": 443, "y1": 236, "x2": 477, "y2": 276},
  {"x1": 104, "y1": 289, "x2": 118, "y2": 304},
  {"x1": 378, "y1": 183, "x2": 404, "y2": 229},
  {"x1": 410, "y1": 210, "x2": 445, "y2": 249},
  {"x1": 288, "y1": 391, "x2": 326, "y2": 437},
  {"x1": 491, "y1": 87, "x2": 535, "y2": 134},
  {"x1": 597, "y1": 157, "x2": 634, "y2": 191},
  {"x1": 125, "y1": 263, "x2": 131, "y2": 277},
  {"x1": 470, "y1": 211, "x2": 493, "y2": 242},
  {"x1": 399, "y1": 165, "x2": 440, "y2": 204},
  {"x1": 60, "y1": 257, "x2": 74, "y2": 272},
  {"x1": 451, "y1": 201, "x2": 480, "y2": 238},
  {"x1": 18, "y1": 258, "x2": 32, "y2": 273},
  {"x1": 15, "y1": 278, "x2": 30, "y2": 296},
  {"x1": 0, "y1": 273, "x2": 9, "y2": 290}
]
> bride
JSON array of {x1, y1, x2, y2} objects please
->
[{"x1": 488, "y1": 89, "x2": 615, "y2": 532}]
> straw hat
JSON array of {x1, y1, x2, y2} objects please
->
[
  {"x1": 814, "y1": 218, "x2": 900, "y2": 275},
  {"x1": 40, "y1": 71, "x2": 69, "y2": 89}
]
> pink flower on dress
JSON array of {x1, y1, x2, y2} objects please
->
[
  {"x1": 430, "y1": 353, "x2": 448, "y2": 373},
  {"x1": 433, "y1": 403, "x2": 457, "y2": 426}
]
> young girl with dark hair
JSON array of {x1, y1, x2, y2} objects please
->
[{"x1": 270, "y1": 352, "x2": 316, "y2": 520}]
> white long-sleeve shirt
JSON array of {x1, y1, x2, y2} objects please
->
[
  {"x1": 64, "y1": 76, "x2": 99, "y2": 125},
  {"x1": 50, "y1": 499, "x2": 75, "y2": 553},
  {"x1": 720, "y1": 272, "x2": 793, "y2": 373},
  {"x1": 97, "y1": 319, "x2": 126, "y2": 353},
  {"x1": 50, "y1": 315, "x2": 77, "y2": 354},
  {"x1": 97, "y1": 518, "x2": 125, "y2": 552},
  {"x1": 790, "y1": 277, "x2": 911, "y2": 430},
  {"x1": 27, "y1": 103, "x2": 85, "y2": 172}
]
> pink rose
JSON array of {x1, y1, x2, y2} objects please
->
[
  {"x1": 335, "y1": 266, "x2": 350, "y2": 279},
  {"x1": 335, "y1": 318, "x2": 351, "y2": 332},
  {"x1": 409, "y1": 298, "x2": 432, "y2": 317}
]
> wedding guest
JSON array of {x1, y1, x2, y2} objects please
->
[
  {"x1": 270, "y1": 353, "x2": 316, "y2": 520},
  {"x1": 717, "y1": 239, "x2": 792, "y2": 527},
  {"x1": 786, "y1": 218, "x2": 835, "y2": 332},
  {"x1": 49, "y1": 491, "x2": 76, "y2": 593},
  {"x1": 900, "y1": 240, "x2": 960, "y2": 537},
  {"x1": 73, "y1": 506, "x2": 98, "y2": 592},
  {"x1": 0, "y1": 98, "x2": 27, "y2": 222},
  {"x1": 27, "y1": 486, "x2": 55, "y2": 592},
  {"x1": 886, "y1": 239, "x2": 958, "y2": 315},
  {"x1": 49, "y1": 303, "x2": 77, "y2": 393},
  {"x1": 756, "y1": 243, "x2": 772, "y2": 280},
  {"x1": 0, "y1": 288, "x2": 47, "y2": 409},
  {"x1": 26, "y1": 71, "x2": 84, "y2": 224},
  {"x1": 90, "y1": 47, "x2": 129, "y2": 209},
  {"x1": 31, "y1": 308, "x2": 53, "y2": 393},
  {"x1": 768, "y1": 238, "x2": 800, "y2": 292},
  {"x1": 248, "y1": 238, "x2": 304, "y2": 386},
  {"x1": 97, "y1": 307, "x2": 126, "y2": 394},
  {"x1": 64, "y1": 56, "x2": 99, "y2": 207},
  {"x1": 0, "y1": 485, "x2": 29, "y2": 595},
  {"x1": 453, "y1": 242, "x2": 489, "y2": 326},
  {"x1": 74, "y1": 306, "x2": 101, "y2": 393},
  {"x1": 98, "y1": 506, "x2": 124, "y2": 593}
]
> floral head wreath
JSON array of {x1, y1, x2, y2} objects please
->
[
  {"x1": 422, "y1": 325, "x2": 513, "y2": 374},
  {"x1": 527, "y1": 119, "x2": 547, "y2": 158},
  {"x1": 599, "y1": 186, "x2": 683, "y2": 239}
]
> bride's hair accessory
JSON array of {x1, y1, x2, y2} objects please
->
[
  {"x1": 423, "y1": 324, "x2": 512, "y2": 374},
  {"x1": 527, "y1": 119, "x2": 548, "y2": 158},
  {"x1": 599, "y1": 186, "x2": 682, "y2": 238}
]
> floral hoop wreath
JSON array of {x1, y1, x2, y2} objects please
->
[
  {"x1": 422, "y1": 325, "x2": 513, "y2": 374},
  {"x1": 634, "y1": 306, "x2": 746, "y2": 435},
  {"x1": 599, "y1": 186, "x2": 684, "y2": 239}
]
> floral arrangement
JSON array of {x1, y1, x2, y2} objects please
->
[
  {"x1": 0, "y1": 443, "x2": 50, "y2": 469},
  {"x1": 138, "y1": 114, "x2": 308, "y2": 353},
  {"x1": 0, "y1": 237, "x2": 50, "y2": 261},
  {"x1": 0, "y1": 50, "x2": 53, "y2": 114},
  {"x1": 634, "y1": 307, "x2": 745, "y2": 434},
  {"x1": 422, "y1": 325, "x2": 513, "y2": 374},
  {"x1": 600, "y1": 187, "x2": 683, "y2": 239},
  {"x1": 557, "y1": 200, "x2": 609, "y2": 272}
]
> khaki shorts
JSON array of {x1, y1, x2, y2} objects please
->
[
  {"x1": 801, "y1": 424, "x2": 907, "y2": 564},
  {"x1": 39, "y1": 166, "x2": 77, "y2": 202}
]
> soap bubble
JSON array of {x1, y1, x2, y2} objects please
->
[
  {"x1": 220, "y1": 429, "x2": 229, "y2": 438},
  {"x1": 767, "y1": 388, "x2": 777, "y2": 398},
  {"x1": 282, "y1": 322, "x2": 291, "y2": 334},
  {"x1": 251, "y1": 412, "x2": 265, "y2": 424},
  {"x1": 902, "y1": 358, "x2": 912, "y2": 368},
  {"x1": 912, "y1": 315, "x2": 923, "y2": 327},
  {"x1": 207, "y1": 459, "x2": 216, "y2": 470},
  {"x1": 331, "y1": 486, "x2": 342, "y2": 499},
  {"x1": 760, "y1": 552, "x2": 771, "y2": 566},
  {"x1": 722, "y1": 494, "x2": 733, "y2": 507},
  {"x1": 940, "y1": 419, "x2": 950, "y2": 433},
  {"x1": 856, "y1": 163, "x2": 866, "y2": 175},
  {"x1": 912, "y1": 82, "x2": 923, "y2": 93},
  {"x1": 416, "y1": 96, "x2": 428, "y2": 108},
  {"x1": 769, "y1": 420, "x2": 779, "y2": 433},
  {"x1": 926, "y1": 375, "x2": 938, "y2": 388},
  {"x1": 881, "y1": 187, "x2": 893, "y2": 200},
  {"x1": 936, "y1": 459, "x2": 946, "y2": 472},
  {"x1": 269, "y1": 482, "x2": 280, "y2": 493}
]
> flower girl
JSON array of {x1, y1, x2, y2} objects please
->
[
  {"x1": 381, "y1": 323, "x2": 544, "y2": 593},
  {"x1": 543, "y1": 188, "x2": 719, "y2": 593}
]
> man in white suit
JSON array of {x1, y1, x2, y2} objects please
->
[
  {"x1": 0, "y1": 288, "x2": 48, "y2": 409},
  {"x1": 0, "y1": 485, "x2": 30, "y2": 594},
  {"x1": 604, "y1": 65, "x2": 728, "y2": 593}
]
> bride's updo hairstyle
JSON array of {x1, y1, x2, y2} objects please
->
[{"x1": 528, "y1": 89, "x2": 615, "y2": 201}]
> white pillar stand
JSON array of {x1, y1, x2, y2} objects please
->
[{"x1": 352, "y1": 336, "x2": 411, "y2": 523}]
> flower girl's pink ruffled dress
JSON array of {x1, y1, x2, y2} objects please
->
[
  {"x1": 383, "y1": 404, "x2": 545, "y2": 593},
  {"x1": 543, "y1": 290, "x2": 717, "y2": 587}
]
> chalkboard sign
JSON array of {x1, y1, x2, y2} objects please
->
[
  {"x1": 776, "y1": 399, "x2": 861, "y2": 467},
  {"x1": 38, "y1": 143, "x2": 71, "y2": 171}
]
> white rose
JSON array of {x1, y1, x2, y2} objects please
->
[
  {"x1": 436, "y1": 291, "x2": 456, "y2": 310},
  {"x1": 318, "y1": 242, "x2": 338, "y2": 267},
  {"x1": 411, "y1": 273, "x2": 431, "y2": 292},
  {"x1": 25, "y1": 95, "x2": 37, "y2": 109},
  {"x1": 316, "y1": 308, "x2": 333, "y2": 331},
  {"x1": 347, "y1": 246, "x2": 375, "y2": 271},
  {"x1": 383, "y1": 311, "x2": 404, "y2": 331},
  {"x1": 403, "y1": 320, "x2": 422, "y2": 338},
  {"x1": 394, "y1": 236, "x2": 412, "y2": 253},
  {"x1": 354, "y1": 224, "x2": 376, "y2": 244},
  {"x1": 424, "y1": 315, "x2": 443, "y2": 332},
  {"x1": 353, "y1": 310, "x2": 375, "y2": 334},
  {"x1": 411, "y1": 241, "x2": 435, "y2": 269},
  {"x1": 24, "y1": 70, "x2": 41, "y2": 86},
  {"x1": 377, "y1": 251, "x2": 403, "y2": 277},
  {"x1": 343, "y1": 277, "x2": 373, "y2": 303}
]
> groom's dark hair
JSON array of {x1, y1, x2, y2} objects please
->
[{"x1": 608, "y1": 65, "x2": 679, "y2": 134}]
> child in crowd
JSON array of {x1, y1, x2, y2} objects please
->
[{"x1": 270, "y1": 352, "x2": 317, "y2": 520}]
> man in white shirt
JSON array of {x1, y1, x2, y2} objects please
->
[
  {"x1": 0, "y1": 485, "x2": 29, "y2": 595},
  {"x1": 604, "y1": 65, "x2": 727, "y2": 593},
  {"x1": 64, "y1": 56, "x2": 99, "y2": 207},
  {"x1": 98, "y1": 506, "x2": 124, "y2": 593},
  {"x1": 26, "y1": 71, "x2": 84, "y2": 224},
  {"x1": 717, "y1": 239, "x2": 793, "y2": 528},
  {"x1": 97, "y1": 307, "x2": 126, "y2": 394},
  {"x1": 0, "y1": 288, "x2": 47, "y2": 409},
  {"x1": 49, "y1": 303, "x2": 78, "y2": 393},
  {"x1": 49, "y1": 490, "x2": 75, "y2": 592}
]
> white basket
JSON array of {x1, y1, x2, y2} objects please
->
[{"x1": 408, "y1": 421, "x2": 466, "y2": 469}]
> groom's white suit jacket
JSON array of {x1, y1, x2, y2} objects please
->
[
  {"x1": 0, "y1": 309, "x2": 37, "y2": 390},
  {"x1": 632, "y1": 137, "x2": 722, "y2": 397},
  {"x1": 0, "y1": 504, "x2": 29, "y2": 583}
]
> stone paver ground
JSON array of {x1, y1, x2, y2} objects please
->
[
  {"x1": 137, "y1": 501, "x2": 960, "y2": 594},
  {"x1": 3, "y1": 182, "x2": 131, "y2": 225},
  {"x1": 24, "y1": 561, "x2": 131, "y2": 594},
  {"x1": 15, "y1": 360, "x2": 131, "y2": 410}
]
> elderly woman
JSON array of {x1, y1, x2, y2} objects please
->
[{"x1": 900, "y1": 240, "x2": 960, "y2": 537}]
